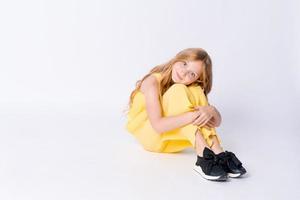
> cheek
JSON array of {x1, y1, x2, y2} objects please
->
[
  {"x1": 171, "y1": 70, "x2": 176, "y2": 80},
  {"x1": 172, "y1": 65, "x2": 177, "y2": 72},
  {"x1": 172, "y1": 66, "x2": 178, "y2": 75}
]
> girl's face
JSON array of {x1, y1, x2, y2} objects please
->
[{"x1": 171, "y1": 60, "x2": 204, "y2": 85}]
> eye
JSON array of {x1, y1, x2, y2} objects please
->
[{"x1": 190, "y1": 72, "x2": 196, "y2": 78}]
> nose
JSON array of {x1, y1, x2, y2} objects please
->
[{"x1": 180, "y1": 69, "x2": 188, "y2": 77}]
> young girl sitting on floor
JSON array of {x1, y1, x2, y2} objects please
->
[{"x1": 124, "y1": 48, "x2": 246, "y2": 181}]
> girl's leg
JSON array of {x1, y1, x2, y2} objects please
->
[
  {"x1": 194, "y1": 129, "x2": 210, "y2": 156},
  {"x1": 195, "y1": 129, "x2": 225, "y2": 156},
  {"x1": 210, "y1": 135, "x2": 225, "y2": 154},
  {"x1": 187, "y1": 85, "x2": 225, "y2": 155},
  {"x1": 160, "y1": 83, "x2": 224, "y2": 154}
]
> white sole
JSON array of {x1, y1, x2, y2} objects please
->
[
  {"x1": 228, "y1": 172, "x2": 241, "y2": 178},
  {"x1": 193, "y1": 165, "x2": 227, "y2": 181},
  {"x1": 228, "y1": 171, "x2": 246, "y2": 178}
]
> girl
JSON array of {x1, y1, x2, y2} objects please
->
[{"x1": 124, "y1": 48, "x2": 246, "y2": 181}]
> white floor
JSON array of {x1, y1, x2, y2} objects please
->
[{"x1": 0, "y1": 104, "x2": 299, "y2": 200}]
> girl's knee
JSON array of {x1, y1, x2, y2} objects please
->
[
  {"x1": 163, "y1": 83, "x2": 190, "y2": 100},
  {"x1": 166, "y1": 83, "x2": 188, "y2": 93}
]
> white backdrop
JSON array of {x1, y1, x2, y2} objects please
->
[{"x1": 0, "y1": 0, "x2": 299, "y2": 199}]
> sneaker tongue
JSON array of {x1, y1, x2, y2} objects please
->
[
  {"x1": 203, "y1": 147, "x2": 217, "y2": 160},
  {"x1": 203, "y1": 147, "x2": 214, "y2": 155}
]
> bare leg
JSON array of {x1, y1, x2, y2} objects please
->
[
  {"x1": 195, "y1": 129, "x2": 225, "y2": 156},
  {"x1": 210, "y1": 135, "x2": 225, "y2": 154},
  {"x1": 194, "y1": 129, "x2": 210, "y2": 156}
]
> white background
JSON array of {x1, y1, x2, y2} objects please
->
[{"x1": 0, "y1": 0, "x2": 299, "y2": 199}]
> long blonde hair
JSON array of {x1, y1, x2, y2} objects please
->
[{"x1": 123, "y1": 48, "x2": 213, "y2": 115}]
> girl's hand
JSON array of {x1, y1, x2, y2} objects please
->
[
  {"x1": 203, "y1": 117, "x2": 216, "y2": 129},
  {"x1": 191, "y1": 106, "x2": 214, "y2": 127}
]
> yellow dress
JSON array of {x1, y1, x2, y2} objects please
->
[{"x1": 125, "y1": 72, "x2": 222, "y2": 153}]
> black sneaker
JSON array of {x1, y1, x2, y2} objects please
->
[
  {"x1": 193, "y1": 147, "x2": 228, "y2": 181},
  {"x1": 216, "y1": 150, "x2": 247, "y2": 178}
]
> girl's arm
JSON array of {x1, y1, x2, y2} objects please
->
[
  {"x1": 140, "y1": 75, "x2": 197, "y2": 134},
  {"x1": 192, "y1": 104, "x2": 222, "y2": 128},
  {"x1": 207, "y1": 104, "x2": 222, "y2": 127}
]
